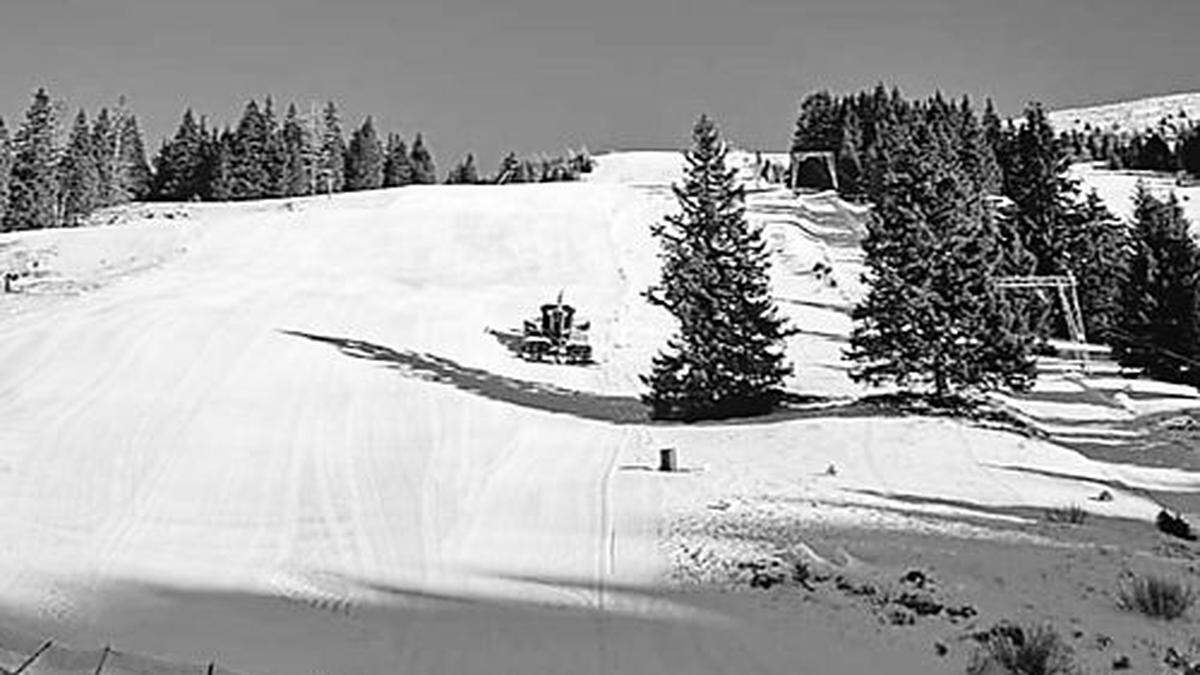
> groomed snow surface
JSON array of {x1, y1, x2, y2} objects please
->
[{"x1": 0, "y1": 151, "x2": 1196, "y2": 674}]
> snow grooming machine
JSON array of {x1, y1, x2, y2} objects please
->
[{"x1": 521, "y1": 291, "x2": 593, "y2": 364}]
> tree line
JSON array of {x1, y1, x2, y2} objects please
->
[
  {"x1": 1059, "y1": 123, "x2": 1200, "y2": 178},
  {"x1": 792, "y1": 85, "x2": 1200, "y2": 396},
  {"x1": 151, "y1": 98, "x2": 438, "y2": 202},
  {"x1": 0, "y1": 88, "x2": 153, "y2": 231},
  {"x1": 444, "y1": 148, "x2": 594, "y2": 185}
]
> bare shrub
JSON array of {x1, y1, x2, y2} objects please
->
[
  {"x1": 967, "y1": 622, "x2": 1079, "y2": 675},
  {"x1": 1118, "y1": 572, "x2": 1196, "y2": 620},
  {"x1": 1044, "y1": 504, "x2": 1088, "y2": 525}
]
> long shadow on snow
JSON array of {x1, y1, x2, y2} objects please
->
[
  {"x1": 282, "y1": 330, "x2": 865, "y2": 427},
  {"x1": 282, "y1": 329, "x2": 652, "y2": 424}
]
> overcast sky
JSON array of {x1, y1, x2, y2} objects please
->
[{"x1": 1, "y1": 0, "x2": 1198, "y2": 171}]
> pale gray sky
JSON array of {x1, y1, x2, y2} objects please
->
[{"x1": 1, "y1": 0, "x2": 1198, "y2": 171}]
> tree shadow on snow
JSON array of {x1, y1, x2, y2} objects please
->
[{"x1": 281, "y1": 330, "x2": 652, "y2": 424}]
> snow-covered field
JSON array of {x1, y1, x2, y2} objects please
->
[
  {"x1": 0, "y1": 151, "x2": 1197, "y2": 674},
  {"x1": 1049, "y1": 91, "x2": 1200, "y2": 134}
]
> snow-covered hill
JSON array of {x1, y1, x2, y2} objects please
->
[
  {"x1": 1049, "y1": 91, "x2": 1200, "y2": 134},
  {"x1": 0, "y1": 152, "x2": 1196, "y2": 675}
]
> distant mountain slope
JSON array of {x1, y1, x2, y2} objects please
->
[{"x1": 1049, "y1": 91, "x2": 1200, "y2": 134}]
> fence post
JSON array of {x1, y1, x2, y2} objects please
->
[{"x1": 207, "y1": 661, "x2": 215, "y2": 675}]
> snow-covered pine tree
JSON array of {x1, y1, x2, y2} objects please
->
[
  {"x1": 203, "y1": 128, "x2": 234, "y2": 202},
  {"x1": 409, "y1": 133, "x2": 436, "y2": 184},
  {"x1": 848, "y1": 109, "x2": 1036, "y2": 400},
  {"x1": 5, "y1": 88, "x2": 60, "y2": 231},
  {"x1": 1116, "y1": 183, "x2": 1200, "y2": 384},
  {"x1": 60, "y1": 110, "x2": 100, "y2": 226},
  {"x1": 643, "y1": 115, "x2": 794, "y2": 420},
  {"x1": 383, "y1": 134, "x2": 413, "y2": 187},
  {"x1": 345, "y1": 117, "x2": 384, "y2": 191}
]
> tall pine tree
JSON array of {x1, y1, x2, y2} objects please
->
[
  {"x1": 409, "y1": 133, "x2": 436, "y2": 184},
  {"x1": 383, "y1": 134, "x2": 413, "y2": 187},
  {"x1": 152, "y1": 109, "x2": 206, "y2": 201},
  {"x1": 118, "y1": 113, "x2": 153, "y2": 201},
  {"x1": 1116, "y1": 184, "x2": 1200, "y2": 384},
  {"x1": 849, "y1": 109, "x2": 1035, "y2": 399},
  {"x1": 60, "y1": 110, "x2": 100, "y2": 226},
  {"x1": 281, "y1": 104, "x2": 313, "y2": 197},
  {"x1": 643, "y1": 115, "x2": 794, "y2": 420},
  {"x1": 229, "y1": 100, "x2": 270, "y2": 200},
  {"x1": 5, "y1": 88, "x2": 60, "y2": 231},
  {"x1": 318, "y1": 101, "x2": 346, "y2": 194},
  {"x1": 345, "y1": 117, "x2": 384, "y2": 191}
]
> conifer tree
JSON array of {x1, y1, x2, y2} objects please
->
[
  {"x1": 91, "y1": 108, "x2": 118, "y2": 207},
  {"x1": 345, "y1": 117, "x2": 384, "y2": 191},
  {"x1": 498, "y1": 152, "x2": 521, "y2": 183},
  {"x1": 0, "y1": 118, "x2": 11, "y2": 227},
  {"x1": 1178, "y1": 129, "x2": 1200, "y2": 178},
  {"x1": 281, "y1": 104, "x2": 312, "y2": 197},
  {"x1": 261, "y1": 97, "x2": 289, "y2": 198},
  {"x1": 229, "y1": 100, "x2": 270, "y2": 200},
  {"x1": 118, "y1": 114, "x2": 153, "y2": 200},
  {"x1": 60, "y1": 110, "x2": 100, "y2": 226},
  {"x1": 409, "y1": 133, "x2": 436, "y2": 184},
  {"x1": 1063, "y1": 192, "x2": 1130, "y2": 341},
  {"x1": 836, "y1": 108, "x2": 863, "y2": 196},
  {"x1": 1116, "y1": 184, "x2": 1200, "y2": 384},
  {"x1": 383, "y1": 134, "x2": 413, "y2": 187},
  {"x1": 5, "y1": 88, "x2": 60, "y2": 231},
  {"x1": 849, "y1": 111, "x2": 1036, "y2": 399},
  {"x1": 204, "y1": 128, "x2": 234, "y2": 201},
  {"x1": 318, "y1": 101, "x2": 346, "y2": 194},
  {"x1": 152, "y1": 109, "x2": 206, "y2": 201},
  {"x1": 446, "y1": 154, "x2": 479, "y2": 184},
  {"x1": 643, "y1": 115, "x2": 794, "y2": 420}
]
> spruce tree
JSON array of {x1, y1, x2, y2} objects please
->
[
  {"x1": 498, "y1": 152, "x2": 521, "y2": 183},
  {"x1": 0, "y1": 118, "x2": 11, "y2": 227},
  {"x1": 60, "y1": 110, "x2": 100, "y2": 226},
  {"x1": 281, "y1": 104, "x2": 312, "y2": 197},
  {"x1": 1116, "y1": 184, "x2": 1200, "y2": 384},
  {"x1": 1179, "y1": 128, "x2": 1200, "y2": 178},
  {"x1": 262, "y1": 97, "x2": 289, "y2": 198},
  {"x1": 5, "y1": 88, "x2": 60, "y2": 231},
  {"x1": 848, "y1": 110, "x2": 1035, "y2": 399},
  {"x1": 204, "y1": 129, "x2": 235, "y2": 202},
  {"x1": 229, "y1": 100, "x2": 270, "y2": 200},
  {"x1": 91, "y1": 108, "x2": 118, "y2": 207},
  {"x1": 643, "y1": 115, "x2": 794, "y2": 420},
  {"x1": 446, "y1": 153, "x2": 479, "y2": 184},
  {"x1": 152, "y1": 109, "x2": 206, "y2": 201},
  {"x1": 383, "y1": 134, "x2": 413, "y2": 187},
  {"x1": 118, "y1": 114, "x2": 153, "y2": 200},
  {"x1": 345, "y1": 117, "x2": 384, "y2": 191},
  {"x1": 318, "y1": 101, "x2": 346, "y2": 194},
  {"x1": 409, "y1": 133, "x2": 436, "y2": 184},
  {"x1": 1067, "y1": 191, "x2": 1130, "y2": 341},
  {"x1": 836, "y1": 108, "x2": 863, "y2": 196}
]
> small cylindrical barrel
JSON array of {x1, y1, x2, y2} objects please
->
[{"x1": 659, "y1": 448, "x2": 677, "y2": 473}]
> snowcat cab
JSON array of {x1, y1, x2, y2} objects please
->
[{"x1": 520, "y1": 292, "x2": 593, "y2": 364}]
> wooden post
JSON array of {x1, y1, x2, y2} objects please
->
[
  {"x1": 207, "y1": 662, "x2": 216, "y2": 675},
  {"x1": 659, "y1": 448, "x2": 677, "y2": 473}
]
